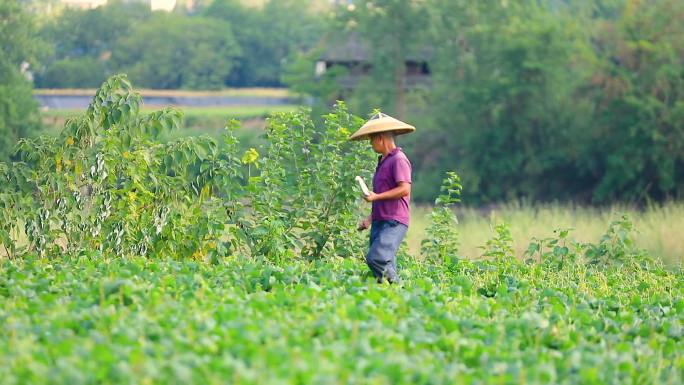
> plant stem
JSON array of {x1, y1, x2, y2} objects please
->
[
  {"x1": 311, "y1": 187, "x2": 338, "y2": 259},
  {"x1": 1, "y1": 242, "x2": 11, "y2": 259}
]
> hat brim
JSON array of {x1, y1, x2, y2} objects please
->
[
  {"x1": 349, "y1": 127, "x2": 415, "y2": 141},
  {"x1": 349, "y1": 114, "x2": 416, "y2": 141}
]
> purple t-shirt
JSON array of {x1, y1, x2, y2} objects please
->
[{"x1": 371, "y1": 147, "x2": 412, "y2": 226}]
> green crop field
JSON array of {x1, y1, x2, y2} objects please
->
[
  {"x1": 2, "y1": 76, "x2": 682, "y2": 384},
  {"x1": 1, "y1": 247, "x2": 682, "y2": 384}
]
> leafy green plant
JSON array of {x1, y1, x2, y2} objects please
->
[
  {"x1": 480, "y1": 222, "x2": 515, "y2": 260},
  {"x1": 421, "y1": 171, "x2": 462, "y2": 263},
  {"x1": 524, "y1": 227, "x2": 581, "y2": 269},
  {"x1": 0, "y1": 75, "x2": 374, "y2": 262},
  {"x1": 1, "y1": 75, "x2": 682, "y2": 384},
  {"x1": 585, "y1": 214, "x2": 642, "y2": 265},
  {"x1": 233, "y1": 103, "x2": 374, "y2": 261},
  {"x1": 525, "y1": 214, "x2": 646, "y2": 270}
]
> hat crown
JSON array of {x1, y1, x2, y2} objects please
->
[{"x1": 348, "y1": 112, "x2": 416, "y2": 141}]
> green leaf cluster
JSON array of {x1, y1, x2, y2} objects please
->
[{"x1": 0, "y1": 75, "x2": 374, "y2": 262}]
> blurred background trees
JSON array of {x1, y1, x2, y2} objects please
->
[
  {"x1": 6, "y1": 0, "x2": 684, "y2": 204},
  {"x1": 202, "y1": 0, "x2": 326, "y2": 87},
  {"x1": 36, "y1": 1, "x2": 152, "y2": 88},
  {"x1": 300, "y1": 0, "x2": 684, "y2": 204},
  {"x1": 0, "y1": 0, "x2": 43, "y2": 161},
  {"x1": 111, "y1": 14, "x2": 240, "y2": 89}
]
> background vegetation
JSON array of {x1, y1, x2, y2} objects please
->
[
  {"x1": 33, "y1": 0, "x2": 325, "y2": 89},
  {"x1": 4, "y1": 0, "x2": 682, "y2": 205},
  {"x1": 0, "y1": 0, "x2": 43, "y2": 161},
  {"x1": 297, "y1": 0, "x2": 684, "y2": 204}
]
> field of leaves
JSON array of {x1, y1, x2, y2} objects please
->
[
  {"x1": 1, "y1": 76, "x2": 682, "y2": 384},
  {"x1": 2, "y1": 235, "x2": 682, "y2": 384}
]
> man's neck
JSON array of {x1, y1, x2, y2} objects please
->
[{"x1": 382, "y1": 144, "x2": 397, "y2": 158}]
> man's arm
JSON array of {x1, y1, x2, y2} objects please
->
[{"x1": 363, "y1": 181, "x2": 411, "y2": 202}]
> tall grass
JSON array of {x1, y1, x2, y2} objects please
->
[{"x1": 405, "y1": 202, "x2": 684, "y2": 266}]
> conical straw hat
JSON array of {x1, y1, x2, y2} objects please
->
[{"x1": 349, "y1": 112, "x2": 416, "y2": 141}]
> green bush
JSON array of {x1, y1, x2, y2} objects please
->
[{"x1": 1, "y1": 74, "x2": 373, "y2": 261}]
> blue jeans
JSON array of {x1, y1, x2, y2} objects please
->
[{"x1": 366, "y1": 220, "x2": 408, "y2": 283}]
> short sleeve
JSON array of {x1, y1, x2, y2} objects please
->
[{"x1": 393, "y1": 156, "x2": 412, "y2": 184}]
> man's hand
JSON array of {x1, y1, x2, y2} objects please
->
[
  {"x1": 357, "y1": 216, "x2": 371, "y2": 231},
  {"x1": 363, "y1": 192, "x2": 378, "y2": 202},
  {"x1": 363, "y1": 182, "x2": 410, "y2": 203}
]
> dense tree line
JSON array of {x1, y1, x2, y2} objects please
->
[
  {"x1": 5, "y1": 0, "x2": 683, "y2": 204},
  {"x1": 0, "y1": 0, "x2": 42, "y2": 161},
  {"x1": 34, "y1": 0, "x2": 325, "y2": 89},
  {"x1": 290, "y1": 0, "x2": 684, "y2": 204}
]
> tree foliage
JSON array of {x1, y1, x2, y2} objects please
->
[
  {"x1": 423, "y1": 0, "x2": 592, "y2": 203},
  {"x1": 36, "y1": 0, "x2": 324, "y2": 89},
  {"x1": 112, "y1": 14, "x2": 240, "y2": 89},
  {"x1": 202, "y1": 0, "x2": 326, "y2": 87},
  {"x1": 580, "y1": 0, "x2": 684, "y2": 202},
  {"x1": 290, "y1": 0, "x2": 684, "y2": 204},
  {"x1": 19, "y1": 0, "x2": 684, "y2": 204},
  {"x1": 0, "y1": 75, "x2": 373, "y2": 260},
  {"x1": 35, "y1": 0, "x2": 152, "y2": 88},
  {"x1": 332, "y1": 0, "x2": 429, "y2": 119},
  {"x1": 0, "y1": 0, "x2": 42, "y2": 161}
]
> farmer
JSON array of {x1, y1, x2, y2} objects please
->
[{"x1": 350, "y1": 113, "x2": 415, "y2": 283}]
